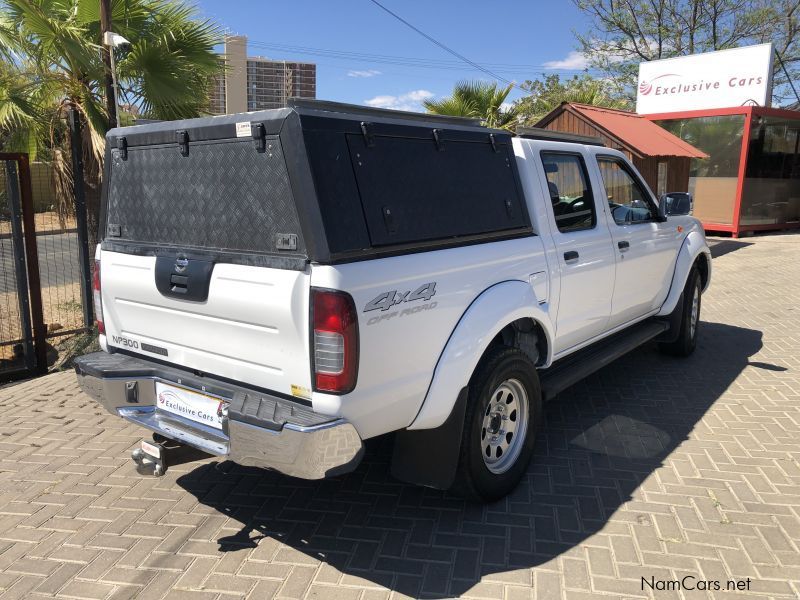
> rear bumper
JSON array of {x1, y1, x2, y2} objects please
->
[{"x1": 74, "y1": 352, "x2": 363, "y2": 479}]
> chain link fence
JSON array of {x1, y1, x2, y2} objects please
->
[{"x1": 1, "y1": 118, "x2": 94, "y2": 382}]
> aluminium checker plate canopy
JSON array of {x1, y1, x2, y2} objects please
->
[{"x1": 100, "y1": 100, "x2": 533, "y2": 269}]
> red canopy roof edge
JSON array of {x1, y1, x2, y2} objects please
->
[{"x1": 536, "y1": 102, "x2": 708, "y2": 159}]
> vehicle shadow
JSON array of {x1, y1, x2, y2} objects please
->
[
  {"x1": 707, "y1": 239, "x2": 753, "y2": 259},
  {"x1": 176, "y1": 321, "x2": 765, "y2": 598}
]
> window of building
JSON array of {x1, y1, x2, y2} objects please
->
[
  {"x1": 540, "y1": 152, "x2": 596, "y2": 233},
  {"x1": 740, "y1": 115, "x2": 800, "y2": 226},
  {"x1": 656, "y1": 115, "x2": 746, "y2": 225},
  {"x1": 597, "y1": 158, "x2": 656, "y2": 225}
]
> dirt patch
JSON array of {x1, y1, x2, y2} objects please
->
[
  {"x1": 1, "y1": 328, "x2": 98, "y2": 377},
  {"x1": 0, "y1": 344, "x2": 21, "y2": 362},
  {"x1": 0, "y1": 212, "x2": 77, "y2": 236},
  {"x1": 1, "y1": 281, "x2": 93, "y2": 378},
  {"x1": 0, "y1": 281, "x2": 85, "y2": 342}
]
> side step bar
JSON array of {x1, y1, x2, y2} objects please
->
[{"x1": 540, "y1": 320, "x2": 669, "y2": 401}]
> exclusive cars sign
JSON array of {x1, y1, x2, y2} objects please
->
[{"x1": 636, "y1": 43, "x2": 773, "y2": 114}]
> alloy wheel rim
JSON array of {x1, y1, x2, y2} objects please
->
[{"x1": 481, "y1": 378, "x2": 528, "y2": 474}]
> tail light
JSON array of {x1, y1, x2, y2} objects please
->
[
  {"x1": 93, "y1": 260, "x2": 105, "y2": 334},
  {"x1": 311, "y1": 288, "x2": 358, "y2": 394}
]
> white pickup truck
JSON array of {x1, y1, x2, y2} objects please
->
[{"x1": 75, "y1": 100, "x2": 711, "y2": 501}]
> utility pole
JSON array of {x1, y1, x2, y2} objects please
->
[
  {"x1": 67, "y1": 106, "x2": 95, "y2": 328},
  {"x1": 100, "y1": 0, "x2": 117, "y2": 130}
]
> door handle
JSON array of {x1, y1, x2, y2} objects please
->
[
  {"x1": 564, "y1": 250, "x2": 579, "y2": 263},
  {"x1": 618, "y1": 241, "x2": 630, "y2": 251}
]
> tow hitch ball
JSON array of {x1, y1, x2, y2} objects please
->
[{"x1": 131, "y1": 434, "x2": 176, "y2": 477}]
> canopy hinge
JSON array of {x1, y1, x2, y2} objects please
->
[
  {"x1": 176, "y1": 130, "x2": 189, "y2": 156},
  {"x1": 432, "y1": 128, "x2": 445, "y2": 151},
  {"x1": 360, "y1": 121, "x2": 375, "y2": 147},
  {"x1": 116, "y1": 136, "x2": 128, "y2": 160},
  {"x1": 251, "y1": 122, "x2": 266, "y2": 153}
]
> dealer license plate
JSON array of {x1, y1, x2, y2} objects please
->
[{"x1": 155, "y1": 382, "x2": 225, "y2": 430}]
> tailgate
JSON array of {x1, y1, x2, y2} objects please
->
[{"x1": 101, "y1": 250, "x2": 312, "y2": 398}]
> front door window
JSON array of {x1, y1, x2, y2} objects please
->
[{"x1": 597, "y1": 158, "x2": 656, "y2": 225}]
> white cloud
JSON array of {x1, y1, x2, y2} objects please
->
[
  {"x1": 347, "y1": 69, "x2": 382, "y2": 78},
  {"x1": 543, "y1": 50, "x2": 590, "y2": 70},
  {"x1": 364, "y1": 89, "x2": 434, "y2": 112}
]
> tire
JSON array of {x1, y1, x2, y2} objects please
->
[
  {"x1": 659, "y1": 266, "x2": 702, "y2": 357},
  {"x1": 451, "y1": 346, "x2": 542, "y2": 502}
]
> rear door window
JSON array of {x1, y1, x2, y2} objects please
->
[{"x1": 540, "y1": 152, "x2": 596, "y2": 233}]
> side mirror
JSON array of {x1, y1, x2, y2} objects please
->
[
  {"x1": 660, "y1": 193, "x2": 692, "y2": 216},
  {"x1": 657, "y1": 197, "x2": 669, "y2": 222}
]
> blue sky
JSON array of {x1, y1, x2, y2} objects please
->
[{"x1": 194, "y1": 0, "x2": 597, "y2": 110}]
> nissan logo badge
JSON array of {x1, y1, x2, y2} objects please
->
[{"x1": 175, "y1": 256, "x2": 189, "y2": 273}]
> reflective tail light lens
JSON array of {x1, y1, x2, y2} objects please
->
[
  {"x1": 311, "y1": 289, "x2": 358, "y2": 394},
  {"x1": 93, "y1": 260, "x2": 104, "y2": 334}
]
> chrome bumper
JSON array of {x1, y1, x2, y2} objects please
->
[{"x1": 75, "y1": 357, "x2": 363, "y2": 480}]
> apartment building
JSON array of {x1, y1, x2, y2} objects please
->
[{"x1": 209, "y1": 35, "x2": 316, "y2": 114}]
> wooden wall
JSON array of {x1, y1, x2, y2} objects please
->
[{"x1": 634, "y1": 156, "x2": 691, "y2": 196}]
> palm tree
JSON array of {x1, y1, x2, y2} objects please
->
[
  {"x1": 0, "y1": 0, "x2": 223, "y2": 237},
  {"x1": 0, "y1": 58, "x2": 43, "y2": 157},
  {"x1": 424, "y1": 80, "x2": 520, "y2": 131}
]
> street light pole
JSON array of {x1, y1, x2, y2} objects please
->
[
  {"x1": 100, "y1": 0, "x2": 117, "y2": 130},
  {"x1": 109, "y1": 45, "x2": 120, "y2": 129},
  {"x1": 102, "y1": 32, "x2": 130, "y2": 129}
]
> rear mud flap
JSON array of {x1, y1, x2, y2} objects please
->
[{"x1": 390, "y1": 386, "x2": 468, "y2": 490}]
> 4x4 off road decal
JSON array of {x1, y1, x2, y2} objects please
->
[
  {"x1": 364, "y1": 282, "x2": 437, "y2": 312},
  {"x1": 364, "y1": 282, "x2": 438, "y2": 326}
]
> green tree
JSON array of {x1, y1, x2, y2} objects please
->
[
  {"x1": 514, "y1": 74, "x2": 631, "y2": 126},
  {"x1": 573, "y1": 0, "x2": 800, "y2": 105},
  {"x1": 423, "y1": 80, "x2": 520, "y2": 130},
  {"x1": 0, "y1": 0, "x2": 223, "y2": 236},
  {"x1": 0, "y1": 58, "x2": 44, "y2": 157}
]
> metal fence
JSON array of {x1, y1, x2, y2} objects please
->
[
  {"x1": 28, "y1": 163, "x2": 89, "y2": 339},
  {"x1": 0, "y1": 144, "x2": 92, "y2": 383}
]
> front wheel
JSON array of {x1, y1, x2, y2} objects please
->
[
  {"x1": 659, "y1": 267, "x2": 702, "y2": 357},
  {"x1": 452, "y1": 347, "x2": 541, "y2": 502}
]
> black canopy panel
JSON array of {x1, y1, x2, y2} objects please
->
[{"x1": 101, "y1": 100, "x2": 533, "y2": 267}]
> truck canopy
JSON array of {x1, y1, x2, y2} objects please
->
[{"x1": 101, "y1": 100, "x2": 532, "y2": 268}]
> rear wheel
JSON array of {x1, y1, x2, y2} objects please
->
[
  {"x1": 452, "y1": 347, "x2": 541, "y2": 502},
  {"x1": 659, "y1": 266, "x2": 701, "y2": 357}
]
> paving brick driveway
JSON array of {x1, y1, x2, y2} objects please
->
[{"x1": 0, "y1": 234, "x2": 798, "y2": 600}]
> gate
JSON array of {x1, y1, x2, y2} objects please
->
[{"x1": 1, "y1": 154, "x2": 47, "y2": 381}]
